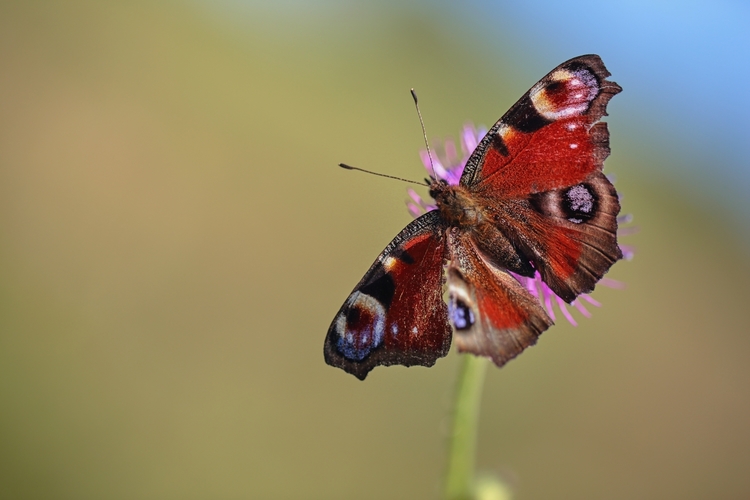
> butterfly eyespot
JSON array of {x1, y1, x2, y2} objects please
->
[
  {"x1": 449, "y1": 296, "x2": 475, "y2": 331},
  {"x1": 563, "y1": 183, "x2": 597, "y2": 223},
  {"x1": 531, "y1": 67, "x2": 599, "y2": 121},
  {"x1": 334, "y1": 293, "x2": 386, "y2": 361}
]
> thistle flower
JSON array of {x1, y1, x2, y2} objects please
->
[{"x1": 407, "y1": 123, "x2": 632, "y2": 326}]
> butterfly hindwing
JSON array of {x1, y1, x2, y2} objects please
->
[
  {"x1": 523, "y1": 171, "x2": 622, "y2": 301},
  {"x1": 324, "y1": 211, "x2": 451, "y2": 380},
  {"x1": 446, "y1": 231, "x2": 553, "y2": 367}
]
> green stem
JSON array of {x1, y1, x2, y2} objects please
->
[{"x1": 443, "y1": 354, "x2": 489, "y2": 500}]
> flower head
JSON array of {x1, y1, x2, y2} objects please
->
[{"x1": 407, "y1": 123, "x2": 631, "y2": 326}]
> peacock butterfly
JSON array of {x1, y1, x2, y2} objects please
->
[{"x1": 325, "y1": 55, "x2": 623, "y2": 380}]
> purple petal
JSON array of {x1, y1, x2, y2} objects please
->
[
  {"x1": 544, "y1": 288, "x2": 556, "y2": 321},
  {"x1": 557, "y1": 297, "x2": 577, "y2": 326},
  {"x1": 407, "y1": 188, "x2": 423, "y2": 205},
  {"x1": 573, "y1": 300, "x2": 592, "y2": 318},
  {"x1": 599, "y1": 277, "x2": 626, "y2": 289},
  {"x1": 581, "y1": 295, "x2": 602, "y2": 307},
  {"x1": 407, "y1": 203, "x2": 423, "y2": 218},
  {"x1": 445, "y1": 139, "x2": 458, "y2": 165}
]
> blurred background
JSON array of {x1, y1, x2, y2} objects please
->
[{"x1": 1, "y1": 1, "x2": 749, "y2": 499}]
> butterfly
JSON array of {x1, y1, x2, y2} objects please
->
[{"x1": 325, "y1": 55, "x2": 623, "y2": 380}]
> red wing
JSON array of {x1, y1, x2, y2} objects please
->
[
  {"x1": 447, "y1": 232, "x2": 552, "y2": 367},
  {"x1": 460, "y1": 55, "x2": 621, "y2": 197},
  {"x1": 324, "y1": 211, "x2": 451, "y2": 380},
  {"x1": 478, "y1": 171, "x2": 622, "y2": 303},
  {"x1": 520, "y1": 171, "x2": 622, "y2": 302}
]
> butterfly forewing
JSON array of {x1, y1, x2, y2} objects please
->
[
  {"x1": 324, "y1": 211, "x2": 451, "y2": 380},
  {"x1": 461, "y1": 55, "x2": 621, "y2": 195}
]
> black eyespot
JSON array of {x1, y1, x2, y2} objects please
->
[
  {"x1": 359, "y1": 272, "x2": 395, "y2": 309},
  {"x1": 345, "y1": 307, "x2": 361, "y2": 328},
  {"x1": 563, "y1": 183, "x2": 597, "y2": 224},
  {"x1": 505, "y1": 95, "x2": 551, "y2": 133},
  {"x1": 449, "y1": 296, "x2": 475, "y2": 331},
  {"x1": 545, "y1": 80, "x2": 565, "y2": 96}
]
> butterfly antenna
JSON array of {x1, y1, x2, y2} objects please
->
[
  {"x1": 338, "y1": 163, "x2": 426, "y2": 186},
  {"x1": 411, "y1": 89, "x2": 436, "y2": 179}
]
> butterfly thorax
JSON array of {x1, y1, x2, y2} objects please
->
[{"x1": 429, "y1": 179, "x2": 483, "y2": 228}]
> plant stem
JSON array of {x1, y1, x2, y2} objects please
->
[{"x1": 443, "y1": 354, "x2": 489, "y2": 500}]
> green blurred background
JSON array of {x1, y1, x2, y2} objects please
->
[{"x1": 1, "y1": 2, "x2": 749, "y2": 499}]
